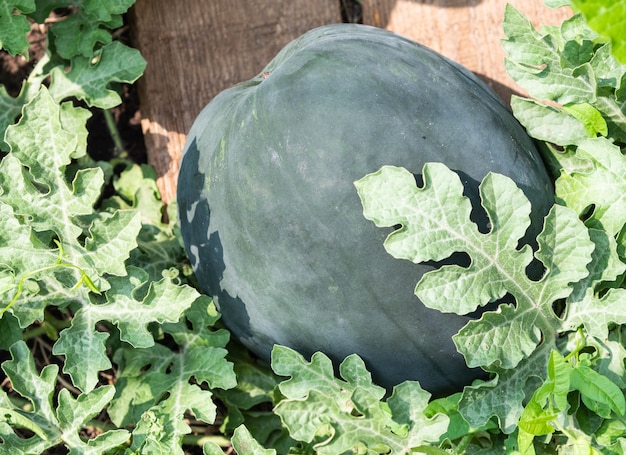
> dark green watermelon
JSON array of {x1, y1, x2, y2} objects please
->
[{"x1": 177, "y1": 24, "x2": 553, "y2": 394}]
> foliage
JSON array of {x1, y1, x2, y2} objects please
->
[
  {"x1": 570, "y1": 0, "x2": 626, "y2": 64},
  {"x1": 351, "y1": 1, "x2": 626, "y2": 452},
  {"x1": 1, "y1": 0, "x2": 626, "y2": 454},
  {"x1": 0, "y1": 3, "x2": 237, "y2": 454},
  {"x1": 0, "y1": 0, "x2": 144, "y2": 151}
]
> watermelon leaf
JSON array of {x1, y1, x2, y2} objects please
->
[
  {"x1": 109, "y1": 297, "x2": 236, "y2": 452},
  {"x1": 29, "y1": 0, "x2": 135, "y2": 60},
  {"x1": 49, "y1": 41, "x2": 146, "y2": 109},
  {"x1": 0, "y1": 341, "x2": 130, "y2": 454},
  {"x1": 355, "y1": 164, "x2": 593, "y2": 371},
  {"x1": 504, "y1": 4, "x2": 626, "y2": 145},
  {"x1": 0, "y1": 0, "x2": 35, "y2": 57},
  {"x1": 570, "y1": 0, "x2": 626, "y2": 64},
  {"x1": 502, "y1": 5, "x2": 597, "y2": 106},
  {"x1": 554, "y1": 137, "x2": 626, "y2": 236},
  {"x1": 52, "y1": 266, "x2": 202, "y2": 393},
  {"x1": 354, "y1": 162, "x2": 612, "y2": 433},
  {"x1": 271, "y1": 345, "x2": 449, "y2": 453}
]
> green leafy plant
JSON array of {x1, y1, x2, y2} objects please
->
[
  {"x1": 0, "y1": 76, "x2": 236, "y2": 455},
  {"x1": 2, "y1": 0, "x2": 626, "y2": 454},
  {"x1": 0, "y1": 0, "x2": 145, "y2": 150},
  {"x1": 347, "y1": 2, "x2": 626, "y2": 453},
  {"x1": 0, "y1": 3, "x2": 240, "y2": 454},
  {"x1": 570, "y1": 0, "x2": 626, "y2": 64}
]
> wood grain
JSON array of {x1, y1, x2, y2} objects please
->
[
  {"x1": 361, "y1": 0, "x2": 573, "y2": 101},
  {"x1": 129, "y1": 0, "x2": 340, "y2": 203}
]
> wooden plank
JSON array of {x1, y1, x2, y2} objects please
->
[
  {"x1": 361, "y1": 0, "x2": 573, "y2": 101},
  {"x1": 129, "y1": 0, "x2": 340, "y2": 204}
]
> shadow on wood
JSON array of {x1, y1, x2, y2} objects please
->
[
  {"x1": 361, "y1": 0, "x2": 572, "y2": 101},
  {"x1": 367, "y1": 0, "x2": 486, "y2": 26}
]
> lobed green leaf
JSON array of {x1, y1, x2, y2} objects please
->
[
  {"x1": 53, "y1": 267, "x2": 205, "y2": 393},
  {"x1": 554, "y1": 137, "x2": 626, "y2": 236},
  {"x1": 0, "y1": 341, "x2": 130, "y2": 454},
  {"x1": 503, "y1": 6, "x2": 597, "y2": 105},
  {"x1": 2, "y1": 88, "x2": 100, "y2": 240},
  {"x1": 572, "y1": 0, "x2": 626, "y2": 64},
  {"x1": 31, "y1": 0, "x2": 135, "y2": 59},
  {"x1": 505, "y1": 4, "x2": 626, "y2": 145},
  {"x1": 109, "y1": 297, "x2": 236, "y2": 452},
  {"x1": 0, "y1": 0, "x2": 35, "y2": 57},
  {"x1": 271, "y1": 345, "x2": 449, "y2": 453},
  {"x1": 354, "y1": 162, "x2": 618, "y2": 437},
  {"x1": 0, "y1": 88, "x2": 144, "y2": 329},
  {"x1": 356, "y1": 164, "x2": 593, "y2": 371},
  {"x1": 49, "y1": 41, "x2": 146, "y2": 109}
]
